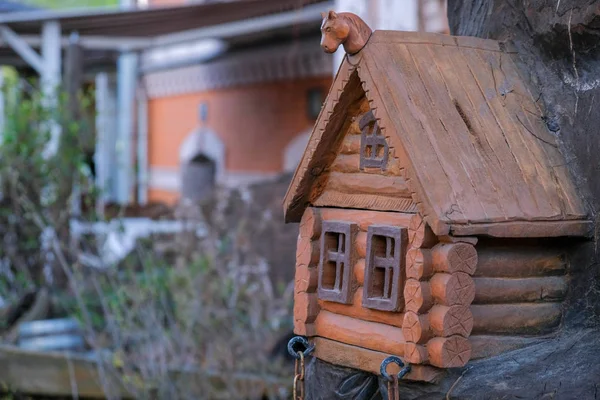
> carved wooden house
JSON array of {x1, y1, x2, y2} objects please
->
[{"x1": 283, "y1": 30, "x2": 592, "y2": 381}]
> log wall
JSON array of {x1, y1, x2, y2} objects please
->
[{"x1": 293, "y1": 207, "x2": 570, "y2": 376}]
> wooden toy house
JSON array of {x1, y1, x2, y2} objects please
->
[{"x1": 283, "y1": 30, "x2": 592, "y2": 381}]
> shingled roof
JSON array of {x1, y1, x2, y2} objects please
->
[{"x1": 284, "y1": 30, "x2": 591, "y2": 238}]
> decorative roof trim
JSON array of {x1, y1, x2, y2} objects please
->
[
  {"x1": 283, "y1": 57, "x2": 359, "y2": 222},
  {"x1": 143, "y1": 39, "x2": 333, "y2": 99}
]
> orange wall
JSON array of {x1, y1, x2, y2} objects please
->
[{"x1": 147, "y1": 76, "x2": 332, "y2": 173}]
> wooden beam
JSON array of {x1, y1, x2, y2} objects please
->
[{"x1": 0, "y1": 25, "x2": 43, "y2": 74}]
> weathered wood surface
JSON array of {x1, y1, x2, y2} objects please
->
[
  {"x1": 0, "y1": 346, "x2": 289, "y2": 399},
  {"x1": 473, "y1": 276, "x2": 567, "y2": 304},
  {"x1": 319, "y1": 207, "x2": 413, "y2": 231},
  {"x1": 404, "y1": 279, "x2": 433, "y2": 313},
  {"x1": 430, "y1": 272, "x2": 476, "y2": 306},
  {"x1": 428, "y1": 305, "x2": 473, "y2": 338},
  {"x1": 474, "y1": 246, "x2": 567, "y2": 277},
  {"x1": 312, "y1": 337, "x2": 444, "y2": 383},
  {"x1": 471, "y1": 303, "x2": 562, "y2": 334},
  {"x1": 319, "y1": 291, "x2": 405, "y2": 328},
  {"x1": 427, "y1": 336, "x2": 471, "y2": 368},
  {"x1": 314, "y1": 310, "x2": 405, "y2": 356},
  {"x1": 285, "y1": 29, "x2": 591, "y2": 235},
  {"x1": 469, "y1": 334, "x2": 548, "y2": 360}
]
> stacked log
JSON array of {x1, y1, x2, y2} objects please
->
[
  {"x1": 402, "y1": 215, "x2": 476, "y2": 368},
  {"x1": 293, "y1": 208, "x2": 322, "y2": 337}
]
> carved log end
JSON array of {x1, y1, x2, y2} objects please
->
[
  {"x1": 404, "y1": 279, "x2": 433, "y2": 313},
  {"x1": 299, "y1": 207, "x2": 322, "y2": 240},
  {"x1": 432, "y1": 243, "x2": 477, "y2": 275},
  {"x1": 427, "y1": 336, "x2": 471, "y2": 368},
  {"x1": 430, "y1": 272, "x2": 475, "y2": 306},
  {"x1": 404, "y1": 342, "x2": 428, "y2": 364},
  {"x1": 429, "y1": 305, "x2": 473, "y2": 338},
  {"x1": 402, "y1": 311, "x2": 432, "y2": 344}
]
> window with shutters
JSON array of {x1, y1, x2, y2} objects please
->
[
  {"x1": 362, "y1": 226, "x2": 406, "y2": 311},
  {"x1": 359, "y1": 110, "x2": 389, "y2": 170},
  {"x1": 318, "y1": 221, "x2": 356, "y2": 304}
]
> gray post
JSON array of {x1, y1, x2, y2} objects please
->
[
  {"x1": 137, "y1": 84, "x2": 148, "y2": 205},
  {"x1": 41, "y1": 20, "x2": 61, "y2": 157},
  {"x1": 116, "y1": 51, "x2": 137, "y2": 205}
]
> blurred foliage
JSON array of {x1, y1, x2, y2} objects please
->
[
  {"x1": 0, "y1": 74, "x2": 96, "y2": 296},
  {"x1": 0, "y1": 74, "x2": 294, "y2": 399}
]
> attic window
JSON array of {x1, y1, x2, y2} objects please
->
[
  {"x1": 359, "y1": 110, "x2": 389, "y2": 170},
  {"x1": 318, "y1": 221, "x2": 356, "y2": 304},
  {"x1": 362, "y1": 226, "x2": 406, "y2": 311}
]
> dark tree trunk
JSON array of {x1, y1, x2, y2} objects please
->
[{"x1": 303, "y1": 2, "x2": 600, "y2": 398}]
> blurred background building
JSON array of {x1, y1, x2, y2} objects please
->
[{"x1": 0, "y1": 0, "x2": 448, "y2": 208}]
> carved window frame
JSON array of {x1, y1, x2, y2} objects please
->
[
  {"x1": 359, "y1": 110, "x2": 389, "y2": 170},
  {"x1": 362, "y1": 225, "x2": 407, "y2": 311},
  {"x1": 318, "y1": 221, "x2": 357, "y2": 304}
]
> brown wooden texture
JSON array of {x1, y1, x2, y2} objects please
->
[
  {"x1": 356, "y1": 231, "x2": 367, "y2": 258},
  {"x1": 431, "y1": 243, "x2": 477, "y2": 275},
  {"x1": 299, "y1": 207, "x2": 322, "y2": 240},
  {"x1": 402, "y1": 311, "x2": 433, "y2": 344},
  {"x1": 354, "y1": 258, "x2": 366, "y2": 285},
  {"x1": 319, "y1": 291, "x2": 404, "y2": 328},
  {"x1": 430, "y1": 272, "x2": 476, "y2": 306},
  {"x1": 473, "y1": 276, "x2": 567, "y2": 304},
  {"x1": 409, "y1": 214, "x2": 438, "y2": 249},
  {"x1": 295, "y1": 264, "x2": 318, "y2": 294},
  {"x1": 293, "y1": 292, "x2": 319, "y2": 335},
  {"x1": 404, "y1": 279, "x2": 433, "y2": 313},
  {"x1": 283, "y1": 62, "x2": 364, "y2": 223},
  {"x1": 320, "y1": 11, "x2": 372, "y2": 55},
  {"x1": 325, "y1": 172, "x2": 411, "y2": 197},
  {"x1": 314, "y1": 311, "x2": 406, "y2": 356},
  {"x1": 285, "y1": 30, "x2": 591, "y2": 237},
  {"x1": 471, "y1": 303, "x2": 562, "y2": 334},
  {"x1": 406, "y1": 248, "x2": 434, "y2": 280},
  {"x1": 474, "y1": 246, "x2": 567, "y2": 277},
  {"x1": 340, "y1": 133, "x2": 361, "y2": 154},
  {"x1": 319, "y1": 208, "x2": 413, "y2": 232},
  {"x1": 429, "y1": 305, "x2": 473, "y2": 338},
  {"x1": 427, "y1": 336, "x2": 471, "y2": 368},
  {"x1": 404, "y1": 342, "x2": 429, "y2": 364},
  {"x1": 295, "y1": 238, "x2": 319, "y2": 271},
  {"x1": 469, "y1": 335, "x2": 548, "y2": 360},
  {"x1": 312, "y1": 337, "x2": 445, "y2": 383}
]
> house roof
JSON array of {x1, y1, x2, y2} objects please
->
[
  {"x1": 0, "y1": 0, "x2": 328, "y2": 37},
  {"x1": 0, "y1": 1, "x2": 37, "y2": 13},
  {"x1": 284, "y1": 30, "x2": 591, "y2": 238}
]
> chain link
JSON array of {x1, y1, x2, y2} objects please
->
[
  {"x1": 293, "y1": 351, "x2": 305, "y2": 400},
  {"x1": 387, "y1": 375, "x2": 399, "y2": 400}
]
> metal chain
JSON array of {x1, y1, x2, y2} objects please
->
[
  {"x1": 387, "y1": 375, "x2": 399, "y2": 400},
  {"x1": 380, "y1": 355, "x2": 411, "y2": 400},
  {"x1": 288, "y1": 336, "x2": 314, "y2": 400},
  {"x1": 293, "y1": 350, "x2": 305, "y2": 400}
]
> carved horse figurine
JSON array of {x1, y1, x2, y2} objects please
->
[{"x1": 320, "y1": 10, "x2": 373, "y2": 55}]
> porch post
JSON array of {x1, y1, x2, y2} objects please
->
[
  {"x1": 41, "y1": 20, "x2": 62, "y2": 157},
  {"x1": 116, "y1": 51, "x2": 137, "y2": 205}
]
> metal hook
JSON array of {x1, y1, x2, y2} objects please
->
[
  {"x1": 287, "y1": 336, "x2": 315, "y2": 360},
  {"x1": 380, "y1": 356, "x2": 411, "y2": 382}
]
